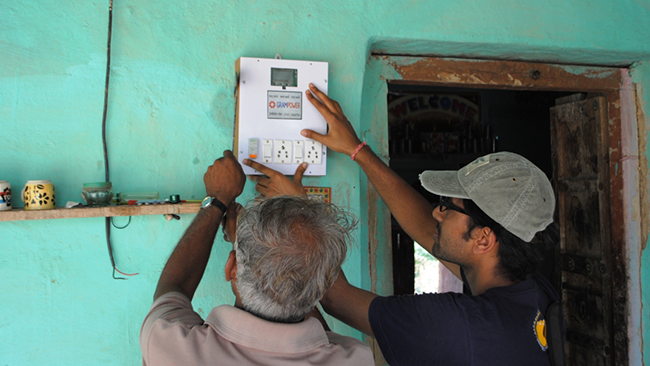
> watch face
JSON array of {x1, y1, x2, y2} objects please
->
[{"x1": 201, "y1": 196, "x2": 213, "y2": 208}]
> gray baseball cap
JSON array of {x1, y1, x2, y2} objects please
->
[{"x1": 419, "y1": 152, "x2": 555, "y2": 242}]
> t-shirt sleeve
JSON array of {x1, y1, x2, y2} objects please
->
[
  {"x1": 368, "y1": 294, "x2": 471, "y2": 366},
  {"x1": 140, "y1": 292, "x2": 206, "y2": 365}
]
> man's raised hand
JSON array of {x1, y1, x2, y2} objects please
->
[
  {"x1": 302, "y1": 84, "x2": 362, "y2": 157},
  {"x1": 204, "y1": 150, "x2": 246, "y2": 206},
  {"x1": 243, "y1": 159, "x2": 308, "y2": 197}
]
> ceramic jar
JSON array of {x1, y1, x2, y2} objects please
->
[
  {"x1": 0, "y1": 181, "x2": 11, "y2": 211},
  {"x1": 22, "y1": 180, "x2": 55, "y2": 210}
]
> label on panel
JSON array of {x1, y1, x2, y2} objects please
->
[{"x1": 267, "y1": 91, "x2": 302, "y2": 120}]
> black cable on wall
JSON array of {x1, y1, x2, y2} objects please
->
[
  {"x1": 102, "y1": 0, "x2": 112, "y2": 183},
  {"x1": 102, "y1": 0, "x2": 137, "y2": 279}
]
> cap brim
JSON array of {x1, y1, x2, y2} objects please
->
[{"x1": 419, "y1": 170, "x2": 470, "y2": 199}]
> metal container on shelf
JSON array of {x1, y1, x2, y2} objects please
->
[{"x1": 82, "y1": 182, "x2": 114, "y2": 206}]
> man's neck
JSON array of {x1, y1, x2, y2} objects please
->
[
  {"x1": 234, "y1": 301, "x2": 305, "y2": 324},
  {"x1": 463, "y1": 266, "x2": 517, "y2": 295}
]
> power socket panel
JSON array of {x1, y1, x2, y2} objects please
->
[{"x1": 235, "y1": 57, "x2": 328, "y2": 176}]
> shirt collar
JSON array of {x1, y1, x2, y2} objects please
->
[{"x1": 205, "y1": 305, "x2": 330, "y2": 353}]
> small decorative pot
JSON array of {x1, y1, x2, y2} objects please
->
[{"x1": 22, "y1": 180, "x2": 55, "y2": 210}]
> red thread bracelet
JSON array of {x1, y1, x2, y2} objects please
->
[{"x1": 351, "y1": 142, "x2": 367, "y2": 161}]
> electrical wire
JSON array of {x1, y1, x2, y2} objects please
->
[
  {"x1": 102, "y1": 0, "x2": 137, "y2": 279},
  {"x1": 111, "y1": 216, "x2": 132, "y2": 229},
  {"x1": 102, "y1": 0, "x2": 112, "y2": 184}
]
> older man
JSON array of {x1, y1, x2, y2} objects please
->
[{"x1": 140, "y1": 151, "x2": 373, "y2": 366}]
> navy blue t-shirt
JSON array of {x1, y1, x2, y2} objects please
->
[{"x1": 368, "y1": 272, "x2": 559, "y2": 366}]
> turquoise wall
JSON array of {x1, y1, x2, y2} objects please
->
[
  {"x1": 633, "y1": 61, "x2": 650, "y2": 366},
  {"x1": 2, "y1": 0, "x2": 650, "y2": 365}
]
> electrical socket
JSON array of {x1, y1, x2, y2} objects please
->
[
  {"x1": 305, "y1": 140, "x2": 322, "y2": 164},
  {"x1": 273, "y1": 139, "x2": 292, "y2": 164}
]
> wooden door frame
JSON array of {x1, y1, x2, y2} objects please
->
[{"x1": 361, "y1": 55, "x2": 643, "y2": 365}]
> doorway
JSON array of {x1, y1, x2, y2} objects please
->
[{"x1": 361, "y1": 55, "x2": 637, "y2": 366}]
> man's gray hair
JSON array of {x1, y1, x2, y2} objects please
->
[{"x1": 234, "y1": 195, "x2": 357, "y2": 323}]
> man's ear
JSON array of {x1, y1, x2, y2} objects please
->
[
  {"x1": 225, "y1": 250, "x2": 237, "y2": 282},
  {"x1": 472, "y1": 227, "x2": 498, "y2": 255}
]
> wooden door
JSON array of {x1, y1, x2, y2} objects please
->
[
  {"x1": 391, "y1": 224, "x2": 415, "y2": 295},
  {"x1": 550, "y1": 96, "x2": 620, "y2": 365}
]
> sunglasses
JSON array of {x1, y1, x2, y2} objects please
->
[{"x1": 438, "y1": 196, "x2": 468, "y2": 216}]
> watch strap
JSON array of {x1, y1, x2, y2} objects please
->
[
  {"x1": 202, "y1": 196, "x2": 228, "y2": 213},
  {"x1": 210, "y1": 197, "x2": 228, "y2": 213}
]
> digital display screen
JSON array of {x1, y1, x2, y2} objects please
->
[{"x1": 271, "y1": 68, "x2": 297, "y2": 87}]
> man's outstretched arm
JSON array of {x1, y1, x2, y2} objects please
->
[
  {"x1": 320, "y1": 270, "x2": 378, "y2": 337},
  {"x1": 153, "y1": 151, "x2": 246, "y2": 301},
  {"x1": 302, "y1": 84, "x2": 460, "y2": 279}
]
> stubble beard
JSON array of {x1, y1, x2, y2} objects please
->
[
  {"x1": 431, "y1": 222, "x2": 467, "y2": 268},
  {"x1": 431, "y1": 223, "x2": 449, "y2": 262}
]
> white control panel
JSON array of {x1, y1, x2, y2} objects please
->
[{"x1": 235, "y1": 57, "x2": 328, "y2": 176}]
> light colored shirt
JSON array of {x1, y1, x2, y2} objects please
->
[{"x1": 140, "y1": 292, "x2": 374, "y2": 366}]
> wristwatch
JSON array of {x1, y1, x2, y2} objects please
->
[{"x1": 201, "y1": 196, "x2": 228, "y2": 213}]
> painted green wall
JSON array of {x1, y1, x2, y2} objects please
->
[
  {"x1": 632, "y1": 61, "x2": 650, "y2": 366},
  {"x1": 2, "y1": 0, "x2": 650, "y2": 365}
]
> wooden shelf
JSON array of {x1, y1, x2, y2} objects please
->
[{"x1": 0, "y1": 202, "x2": 201, "y2": 222}]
